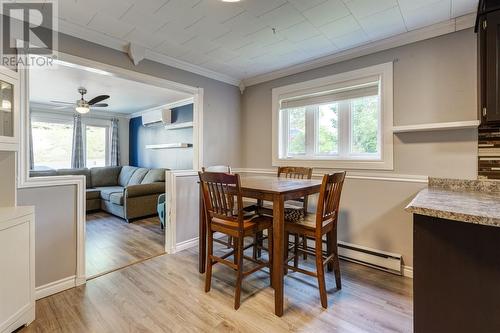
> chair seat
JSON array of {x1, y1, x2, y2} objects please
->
[
  {"x1": 285, "y1": 213, "x2": 335, "y2": 235},
  {"x1": 211, "y1": 215, "x2": 272, "y2": 237}
]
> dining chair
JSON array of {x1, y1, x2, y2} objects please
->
[
  {"x1": 199, "y1": 171, "x2": 273, "y2": 310},
  {"x1": 252, "y1": 167, "x2": 313, "y2": 259},
  {"x1": 202, "y1": 166, "x2": 233, "y2": 249},
  {"x1": 284, "y1": 172, "x2": 346, "y2": 308}
]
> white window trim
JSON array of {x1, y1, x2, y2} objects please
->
[
  {"x1": 272, "y1": 62, "x2": 394, "y2": 170},
  {"x1": 31, "y1": 112, "x2": 113, "y2": 168}
]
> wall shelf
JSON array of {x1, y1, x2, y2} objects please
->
[
  {"x1": 392, "y1": 120, "x2": 481, "y2": 133},
  {"x1": 164, "y1": 121, "x2": 193, "y2": 130},
  {"x1": 145, "y1": 143, "x2": 191, "y2": 150}
]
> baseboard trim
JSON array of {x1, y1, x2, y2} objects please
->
[
  {"x1": 175, "y1": 237, "x2": 199, "y2": 253},
  {"x1": 403, "y1": 265, "x2": 414, "y2": 278},
  {"x1": 35, "y1": 276, "x2": 76, "y2": 300}
]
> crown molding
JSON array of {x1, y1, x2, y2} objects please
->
[
  {"x1": 56, "y1": 20, "x2": 241, "y2": 87},
  {"x1": 242, "y1": 13, "x2": 476, "y2": 87}
]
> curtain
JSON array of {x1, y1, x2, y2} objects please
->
[
  {"x1": 110, "y1": 118, "x2": 120, "y2": 166},
  {"x1": 71, "y1": 114, "x2": 84, "y2": 168},
  {"x1": 28, "y1": 111, "x2": 34, "y2": 170}
]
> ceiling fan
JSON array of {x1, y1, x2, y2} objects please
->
[{"x1": 50, "y1": 87, "x2": 110, "y2": 114}]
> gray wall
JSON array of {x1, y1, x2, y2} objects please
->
[
  {"x1": 0, "y1": 151, "x2": 16, "y2": 207},
  {"x1": 17, "y1": 185, "x2": 77, "y2": 287},
  {"x1": 240, "y1": 29, "x2": 478, "y2": 267},
  {"x1": 17, "y1": 31, "x2": 242, "y2": 288}
]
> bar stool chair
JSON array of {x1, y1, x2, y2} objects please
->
[
  {"x1": 284, "y1": 172, "x2": 346, "y2": 308},
  {"x1": 199, "y1": 171, "x2": 273, "y2": 310}
]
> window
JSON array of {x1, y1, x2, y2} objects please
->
[
  {"x1": 32, "y1": 120, "x2": 73, "y2": 170},
  {"x1": 31, "y1": 116, "x2": 112, "y2": 170},
  {"x1": 273, "y1": 63, "x2": 393, "y2": 170},
  {"x1": 85, "y1": 125, "x2": 108, "y2": 167}
]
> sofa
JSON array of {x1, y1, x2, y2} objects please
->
[{"x1": 30, "y1": 166, "x2": 167, "y2": 222}]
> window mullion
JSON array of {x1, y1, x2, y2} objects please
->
[
  {"x1": 305, "y1": 107, "x2": 315, "y2": 157},
  {"x1": 338, "y1": 101, "x2": 350, "y2": 159}
]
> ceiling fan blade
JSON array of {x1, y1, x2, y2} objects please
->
[
  {"x1": 50, "y1": 100, "x2": 74, "y2": 105},
  {"x1": 92, "y1": 103, "x2": 108, "y2": 107},
  {"x1": 88, "y1": 95, "x2": 110, "y2": 105}
]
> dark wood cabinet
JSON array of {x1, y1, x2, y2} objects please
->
[{"x1": 477, "y1": 1, "x2": 500, "y2": 123}]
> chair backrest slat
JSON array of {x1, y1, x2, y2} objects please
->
[
  {"x1": 277, "y1": 166, "x2": 313, "y2": 212},
  {"x1": 199, "y1": 171, "x2": 244, "y2": 231},
  {"x1": 315, "y1": 172, "x2": 346, "y2": 231}
]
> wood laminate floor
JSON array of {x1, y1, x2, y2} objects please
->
[
  {"x1": 86, "y1": 212, "x2": 165, "y2": 278},
  {"x1": 24, "y1": 245, "x2": 413, "y2": 333}
]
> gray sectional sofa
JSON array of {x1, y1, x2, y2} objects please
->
[{"x1": 30, "y1": 166, "x2": 167, "y2": 222}]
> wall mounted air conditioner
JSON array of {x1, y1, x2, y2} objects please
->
[{"x1": 142, "y1": 109, "x2": 172, "y2": 127}]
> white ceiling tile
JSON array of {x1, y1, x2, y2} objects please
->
[
  {"x1": 154, "y1": 40, "x2": 190, "y2": 58},
  {"x1": 125, "y1": 28, "x2": 165, "y2": 49},
  {"x1": 58, "y1": 0, "x2": 96, "y2": 26},
  {"x1": 133, "y1": 0, "x2": 170, "y2": 14},
  {"x1": 319, "y1": 15, "x2": 361, "y2": 39},
  {"x1": 260, "y1": 3, "x2": 306, "y2": 31},
  {"x1": 120, "y1": 5, "x2": 170, "y2": 33},
  {"x1": 451, "y1": 0, "x2": 478, "y2": 17},
  {"x1": 241, "y1": 0, "x2": 288, "y2": 17},
  {"x1": 204, "y1": 47, "x2": 240, "y2": 62},
  {"x1": 84, "y1": 0, "x2": 134, "y2": 20},
  {"x1": 302, "y1": 0, "x2": 350, "y2": 27},
  {"x1": 400, "y1": 0, "x2": 451, "y2": 30},
  {"x1": 358, "y1": 6, "x2": 407, "y2": 40},
  {"x1": 330, "y1": 29, "x2": 370, "y2": 50},
  {"x1": 288, "y1": 0, "x2": 328, "y2": 12},
  {"x1": 222, "y1": 12, "x2": 268, "y2": 38},
  {"x1": 198, "y1": 0, "x2": 246, "y2": 24},
  {"x1": 280, "y1": 21, "x2": 322, "y2": 43},
  {"x1": 295, "y1": 35, "x2": 338, "y2": 55},
  {"x1": 86, "y1": 13, "x2": 134, "y2": 39},
  {"x1": 245, "y1": 27, "x2": 285, "y2": 48},
  {"x1": 345, "y1": 0, "x2": 398, "y2": 19}
]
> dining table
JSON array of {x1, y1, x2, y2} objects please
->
[{"x1": 198, "y1": 175, "x2": 322, "y2": 317}]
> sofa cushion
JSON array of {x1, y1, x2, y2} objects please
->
[
  {"x1": 109, "y1": 192, "x2": 124, "y2": 205},
  {"x1": 95, "y1": 186, "x2": 124, "y2": 201},
  {"x1": 118, "y1": 166, "x2": 138, "y2": 187},
  {"x1": 141, "y1": 168, "x2": 166, "y2": 184},
  {"x1": 86, "y1": 188, "x2": 101, "y2": 200},
  {"x1": 91, "y1": 167, "x2": 121, "y2": 187},
  {"x1": 127, "y1": 168, "x2": 149, "y2": 185},
  {"x1": 57, "y1": 168, "x2": 92, "y2": 188}
]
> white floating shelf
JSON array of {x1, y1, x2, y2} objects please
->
[
  {"x1": 392, "y1": 120, "x2": 481, "y2": 133},
  {"x1": 145, "y1": 143, "x2": 191, "y2": 150},
  {"x1": 164, "y1": 121, "x2": 193, "y2": 130}
]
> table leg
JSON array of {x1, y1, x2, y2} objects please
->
[
  {"x1": 199, "y1": 183, "x2": 206, "y2": 274},
  {"x1": 272, "y1": 194, "x2": 285, "y2": 317}
]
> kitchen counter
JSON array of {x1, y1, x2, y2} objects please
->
[
  {"x1": 405, "y1": 179, "x2": 500, "y2": 227},
  {"x1": 407, "y1": 177, "x2": 500, "y2": 333}
]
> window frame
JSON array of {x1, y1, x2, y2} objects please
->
[
  {"x1": 30, "y1": 112, "x2": 112, "y2": 170},
  {"x1": 272, "y1": 62, "x2": 394, "y2": 170},
  {"x1": 83, "y1": 123, "x2": 111, "y2": 168}
]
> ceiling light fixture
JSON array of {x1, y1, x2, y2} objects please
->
[{"x1": 75, "y1": 99, "x2": 90, "y2": 114}]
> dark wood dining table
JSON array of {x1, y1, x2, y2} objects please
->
[{"x1": 198, "y1": 175, "x2": 322, "y2": 316}]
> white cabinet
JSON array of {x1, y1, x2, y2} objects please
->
[
  {"x1": 0, "y1": 206, "x2": 35, "y2": 333},
  {"x1": 0, "y1": 67, "x2": 19, "y2": 152}
]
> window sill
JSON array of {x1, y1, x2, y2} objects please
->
[{"x1": 273, "y1": 157, "x2": 394, "y2": 171}]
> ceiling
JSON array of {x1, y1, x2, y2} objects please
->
[
  {"x1": 56, "y1": 0, "x2": 478, "y2": 83},
  {"x1": 29, "y1": 60, "x2": 192, "y2": 114}
]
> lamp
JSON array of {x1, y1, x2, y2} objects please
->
[{"x1": 75, "y1": 99, "x2": 90, "y2": 114}]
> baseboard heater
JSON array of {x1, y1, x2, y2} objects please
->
[{"x1": 337, "y1": 241, "x2": 402, "y2": 275}]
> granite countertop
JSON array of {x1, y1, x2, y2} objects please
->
[{"x1": 405, "y1": 178, "x2": 500, "y2": 227}]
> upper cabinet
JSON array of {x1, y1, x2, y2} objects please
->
[
  {"x1": 0, "y1": 66, "x2": 19, "y2": 151},
  {"x1": 477, "y1": 0, "x2": 500, "y2": 125}
]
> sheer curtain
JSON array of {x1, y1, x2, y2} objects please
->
[
  {"x1": 71, "y1": 114, "x2": 84, "y2": 168},
  {"x1": 110, "y1": 118, "x2": 120, "y2": 166}
]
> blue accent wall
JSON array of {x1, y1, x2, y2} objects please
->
[
  {"x1": 129, "y1": 116, "x2": 143, "y2": 167},
  {"x1": 129, "y1": 103, "x2": 194, "y2": 169}
]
